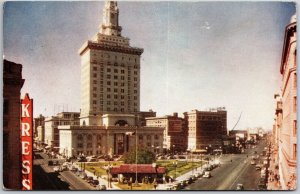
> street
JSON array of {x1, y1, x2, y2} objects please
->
[{"x1": 185, "y1": 140, "x2": 267, "y2": 190}]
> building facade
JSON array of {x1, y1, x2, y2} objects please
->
[
  {"x1": 145, "y1": 113, "x2": 188, "y2": 152},
  {"x1": 34, "y1": 114, "x2": 45, "y2": 137},
  {"x1": 44, "y1": 112, "x2": 80, "y2": 148},
  {"x1": 3, "y1": 60, "x2": 25, "y2": 189},
  {"x1": 272, "y1": 93, "x2": 283, "y2": 188},
  {"x1": 78, "y1": 1, "x2": 143, "y2": 126},
  {"x1": 186, "y1": 108, "x2": 227, "y2": 152},
  {"x1": 278, "y1": 14, "x2": 297, "y2": 190},
  {"x1": 59, "y1": 1, "x2": 164, "y2": 156},
  {"x1": 139, "y1": 110, "x2": 157, "y2": 126},
  {"x1": 59, "y1": 126, "x2": 163, "y2": 157}
]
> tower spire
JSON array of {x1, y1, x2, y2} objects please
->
[{"x1": 100, "y1": 1, "x2": 122, "y2": 36}]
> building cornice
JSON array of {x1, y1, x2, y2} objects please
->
[
  {"x1": 280, "y1": 22, "x2": 296, "y2": 74},
  {"x1": 79, "y1": 40, "x2": 143, "y2": 56},
  {"x1": 281, "y1": 66, "x2": 296, "y2": 96}
]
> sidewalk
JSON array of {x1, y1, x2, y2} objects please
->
[
  {"x1": 72, "y1": 163, "x2": 121, "y2": 190},
  {"x1": 267, "y1": 155, "x2": 281, "y2": 190},
  {"x1": 156, "y1": 160, "x2": 215, "y2": 190}
]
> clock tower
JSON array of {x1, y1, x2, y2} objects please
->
[{"x1": 100, "y1": 1, "x2": 122, "y2": 36}]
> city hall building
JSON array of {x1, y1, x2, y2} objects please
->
[{"x1": 59, "y1": 1, "x2": 164, "y2": 157}]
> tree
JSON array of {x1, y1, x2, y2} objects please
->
[{"x1": 122, "y1": 148, "x2": 156, "y2": 164}]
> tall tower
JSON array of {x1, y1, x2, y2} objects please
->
[
  {"x1": 100, "y1": 1, "x2": 122, "y2": 36},
  {"x1": 79, "y1": 1, "x2": 143, "y2": 126}
]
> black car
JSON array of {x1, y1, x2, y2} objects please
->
[
  {"x1": 91, "y1": 180, "x2": 99, "y2": 186},
  {"x1": 257, "y1": 183, "x2": 267, "y2": 190}
]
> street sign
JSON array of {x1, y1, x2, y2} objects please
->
[{"x1": 21, "y1": 93, "x2": 33, "y2": 190}]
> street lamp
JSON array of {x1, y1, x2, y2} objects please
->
[
  {"x1": 173, "y1": 160, "x2": 178, "y2": 180},
  {"x1": 172, "y1": 145, "x2": 175, "y2": 156},
  {"x1": 133, "y1": 127, "x2": 139, "y2": 186},
  {"x1": 106, "y1": 164, "x2": 112, "y2": 188}
]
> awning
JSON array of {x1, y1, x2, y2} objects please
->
[
  {"x1": 213, "y1": 149, "x2": 223, "y2": 152},
  {"x1": 192, "y1": 149, "x2": 208, "y2": 153}
]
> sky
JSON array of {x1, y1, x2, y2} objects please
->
[{"x1": 3, "y1": 1, "x2": 296, "y2": 130}]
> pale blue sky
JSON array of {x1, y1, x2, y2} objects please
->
[{"x1": 3, "y1": 1, "x2": 296, "y2": 130}]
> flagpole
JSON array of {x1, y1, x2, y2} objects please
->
[{"x1": 135, "y1": 127, "x2": 138, "y2": 185}]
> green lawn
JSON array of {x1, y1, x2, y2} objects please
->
[
  {"x1": 77, "y1": 161, "x2": 124, "y2": 177},
  {"x1": 80, "y1": 160, "x2": 202, "y2": 179},
  {"x1": 157, "y1": 160, "x2": 203, "y2": 178}
]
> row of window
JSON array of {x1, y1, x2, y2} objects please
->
[
  {"x1": 138, "y1": 134, "x2": 160, "y2": 140},
  {"x1": 92, "y1": 54, "x2": 138, "y2": 62},
  {"x1": 93, "y1": 79, "x2": 138, "y2": 86},
  {"x1": 105, "y1": 75, "x2": 130, "y2": 80},
  {"x1": 91, "y1": 60, "x2": 139, "y2": 68},
  {"x1": 77, "y1": 134, "x2": 102, "y2": 141},
  {"x1": 93, "y1": 67, "x2": 138, "y2": 75},
  {"x1": 91, "y1": 106, "x2": 138, "y2": 112}
]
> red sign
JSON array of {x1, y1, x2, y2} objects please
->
[{"x1": 20, "y1": 93, "x2": 33, "y2": 190}]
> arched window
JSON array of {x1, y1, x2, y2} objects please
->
[
  {"x1": 115, "y1": 120, "x2": 128, "y2": 126},
  {"x1": 97, "y1": 135, "x2": 102, "y2": 141}
]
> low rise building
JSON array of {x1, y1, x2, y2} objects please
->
[
  {"x1": 44, "y1": 112, "x2": 80, "y2": 148},
  {"x1": 59, "y1": 125, "x2": 163, "y2": 157},
  {"x1": 139, "y1": 109, "x2": 156, "y2": 126},
  {"x1": 145, "y1": 113, "x2": 188, "y2": 152}
]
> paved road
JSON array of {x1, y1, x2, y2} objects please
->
[
  {"x1": 60, "y1": 171, "x2": 96, "y2": 190},
  {"x1": 185, "y1": 140, "x2": 267, "y2": 190}
]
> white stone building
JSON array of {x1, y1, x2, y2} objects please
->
[
  {"x1": 44, "y1": 112, "x2": 80, "y2": 148},
  {"x1": 59, "y1": 1, "x2": 164, "y2": 156}
]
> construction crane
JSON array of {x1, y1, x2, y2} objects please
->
[{"x1": 230, "y1": 112, "x2": 242, "y2": 131}]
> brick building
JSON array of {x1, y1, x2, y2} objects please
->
[
  {"x1": 278, "y1": 14, "x2": 297, "y2": 190},
  {"x1": 186, "y1": 108, "x2": 227, "y2": 152},
  {"x1": 146, "y1": 113, "x2": 188, "y2": 152},
  {"x1": 3, "y1": 59, "x2": 25, "y2": 189}
]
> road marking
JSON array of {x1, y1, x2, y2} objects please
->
[{"x1": 229, "y1": 159, "x2": 251, "y2": 189}]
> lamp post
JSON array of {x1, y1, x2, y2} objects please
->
[
  {"x1": 133, "y1": 127, "x2": 139, "y2": 186},
  {"x1": 205, "y1": 147, "x2": 209, "y2": 164},
  {"x1": 106, "y1": 164, "x2": 112, "y2": 188},
  {"x1": 152, "y1": 162, "x2": 158, "y2": 189},
  {"x1": 173, "y1": 160, "x2": 178, "y2": 180},
  {"x1": 200, "y1": 154, "x2": 203, "y2": 170},
  {"x1": 172, "y1": 145, "x2": 175, "y2": 156}
]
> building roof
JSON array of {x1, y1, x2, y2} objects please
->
[{"x1": 110, "y1": 164, "x2": 166, "y2": 175}]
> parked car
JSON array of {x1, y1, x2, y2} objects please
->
[
  {"x1": 53, "y1": 166, "x2": 60, "y2": 172},
  {"x1": 203, "y1": 171, "x2": 211, "y2": 178},
  {"x1": 187, "y1": 177, "x2": 193, "y2": 184},
  {"x1": 88, "y1": 158, "x2": 97, "y2": 162},
  {"x1": 181, "y1": 180, "x2": 188, "y2": 187},
  {"x1": 99, "y1": 184, "x2": 107, "y2": 190},
  {"x1": 87, "y1": 176, "x2": 94, "y2": 183},
  {"x1": 255, "y1": 165, "x2": 261, "y2": 170},
  {"x1": 236, "y1": 184, "x2": 244, "y2": 190},
  {"x1": 71, "y1": 166, "x2": 78, "y2": 172},
  {"x1": 48, "y1": 160, "x2": 54, "y2": 166},
  {"x1": 250, "y1": 160, "x2": 256, "y2": 165},
  {"x1": 257, "y1": 183, "x2": 267, "y2": 190},
  {"x1": 196, "y1": 171, "x2": 204, "y2": 178}
]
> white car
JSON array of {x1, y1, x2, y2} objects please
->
[
  {"x1": 250, "y1": 160, "x2": 256, "y2": 165},
  {"x1": 203, "y1": 171, "x2": 211, "y2": 178},
  {"x1": 53, "y1": 166, "x2": 60, "y2": 172}
]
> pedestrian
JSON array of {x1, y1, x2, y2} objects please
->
[{"x1": 153, "y1": 181, "x2": 158, "y2": 190}]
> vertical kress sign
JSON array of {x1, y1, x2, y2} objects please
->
[{"x1": 21, "y1": 93, "x2": 33, "y2": 190}]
